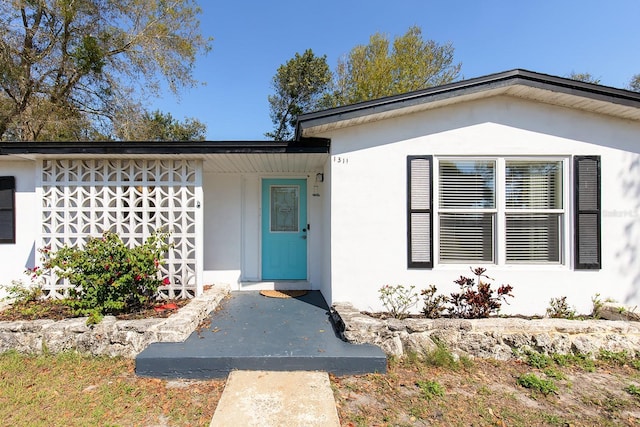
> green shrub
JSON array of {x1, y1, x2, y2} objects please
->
[
  {"x1": 549, "y1": 352, "x2": 596, "y2": 372},
  {"x1": 416, "y1": 379, "x2": 444, "y2": 400},
  {"x1": 598, "y1": 349, "x2": 631, "y2": 366},
  {"x1": 424, "y1": 340, "x2": 459, "y2": 370},
  {"x1": 448, "y1": 267, "x2": 513, "y2": 318},
  {"x1": 378, "y1": 284, "x2": 418, "y2": 319},
  {"x1": 517, "y1": 373, "x2": 558, "y2": 396},
  {"x1": 526, "y1": 351, "x2": 552, "y2": 369},
  {"x1": 543, "y1": 367, "x2": 566, "y2": 380},
  {"x1": 1, "y1": 279, "x2": 43, "y2": 304},
  {"x1": 38, "y1": 230, "x2": 171, "y2": 323},
  {"x1": 420, "y1": 285, "x2": 448, "y2": 318},
  {"x1": 546, "y1": 296, "x2": 576, "y2": 319},
  {"x1": 625, "y1": 384, "x2": 640, "y2": 398}
]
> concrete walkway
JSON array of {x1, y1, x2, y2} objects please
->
[
  {"x1": 136, "y1": 291, "x2": 386, "y2": 378},
  {"x1": 209, "y1": 370, "x2": 340, "y2": 426}
]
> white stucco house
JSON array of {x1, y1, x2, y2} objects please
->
[{"x1": 1, "y1": 69, "x2": 640, "y2": 315}]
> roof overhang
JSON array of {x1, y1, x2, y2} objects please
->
[
  {"x1": 0, "y1": 139, "x2": 331, "y2": 173},
  {"x1": 297, "y1": 69, "x2": 640, "y2": 137}
]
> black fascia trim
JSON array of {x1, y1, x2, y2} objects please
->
[
  {"x1": 0, "y1": 139, "x2": 330, "y2": 156},
  {"x1": 296, "y1": 69, "x2": 640, "y2": 135}
]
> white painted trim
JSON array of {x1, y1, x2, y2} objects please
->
[
  {"x1": 195, "y1": 160, "x2": 204, "y2": 296},
  {"x1": 239, "y1": 281, "x2": 312, "y2": 291},
  {"x1": 433, "y1": 155, "x2": 570, "y2": 269}
]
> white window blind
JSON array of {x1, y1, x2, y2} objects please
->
[
  {"x1": 439, "y1": 213, "x2": 494, "y2": 262},
  {"x1": 439, "y1": 160, "x2": 495, "y2": 209},
  {"x1": 411, "y1": 155, "x2": 597, "y2": 268},
  {"x1": 439, "y1": 160, "x2": 495, "y2": 262},
  {"x1": 505, "y1": 161, "x2": 563, "y2": 263}
]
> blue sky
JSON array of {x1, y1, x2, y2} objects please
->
[{"x1": 150, "y1": 0, "x2": 640, "y2": 140}]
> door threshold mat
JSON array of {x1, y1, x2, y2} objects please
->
[{"x1": 259, "y1": 290, "x2": 308, "y2": 299}]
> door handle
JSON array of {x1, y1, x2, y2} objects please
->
[{"x1": 301, "y1": 235, "x2": 307, "y2": 240}]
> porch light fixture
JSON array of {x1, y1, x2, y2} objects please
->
[{"x1": 313, "y1": 173, "x2": 323, "y2": 197}]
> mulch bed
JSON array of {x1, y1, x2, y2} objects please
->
[{"x1": 0, "y1": 298, "x2": 189, "y2": 322}]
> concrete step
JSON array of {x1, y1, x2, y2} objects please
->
[
  {"x1": 209, "y1": 370, "x2": 340, "y2": 427},
  {"x1": 136, "y1": 291, "x2": 386, "y2": 379}
]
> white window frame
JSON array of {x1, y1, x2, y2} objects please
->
[{"x1": 434, "y1": 156, "x2": 570, "y2": 267}]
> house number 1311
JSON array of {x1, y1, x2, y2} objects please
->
[{"x1": 333, "y1": 156, "x2": 349, "y2": 164}]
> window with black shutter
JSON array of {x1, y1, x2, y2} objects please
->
[
  {"x1": 407, "y1": 156, "x2": 433, "y2": 268},
  {"x1": 0, "y1": 177, "x2": 15, "y2": 244},
  {"x1": 574, "y1": 156, "x2": 601, "y2": 269}
]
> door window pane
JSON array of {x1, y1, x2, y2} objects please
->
[{"x1": 270, "y1": 186, "x2": 299, "y2": 232}]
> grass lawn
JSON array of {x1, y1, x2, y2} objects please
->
[
  {"x1": 3, "y1": 347, "x2": 640, "y2": 426},
  {"x1": 0, "y1": 351, "x2": 224, "y2": 426},
  {"x1": 332, "y1": 348, "x2": 640, "y2": 426}
]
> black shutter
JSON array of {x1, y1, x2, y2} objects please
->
[
  {"x1": 574, "y1": 156, "x2": 601, "y2": 269},
  {"x1": 0, "y1": 176, "x2": 15, "y2": 244},
  {"x1": 407, "y1": 156, "x2": 433, "y2": 268}
]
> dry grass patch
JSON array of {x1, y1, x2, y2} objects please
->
[
  {"x1": 332, "y1": 352, "x2": 640, "y2": 427},
  {"x1": 0, "y1": 351, "x2": 224, "y2": 426}
]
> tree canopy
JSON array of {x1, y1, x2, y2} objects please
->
[
  {"x1": 324, "y1": 26, "x2": 461, "y2": 108},
  {"x1": 0, "y1": 0, "x2": 211, "y2": 141},
  {"x1": 629, "y1": 74, "x2": 640, "y2": 92},
  {"x1": 266, "y1": 26, "x2": 461, "y2": 139},
  {"x1": 114, "y1": 110, "x2": 206, "y2": 141},
  {"x1": 265, "y1": 49, "x2": 331, "y2": 141},
  {"x1": 567, "y1": 72, "x2": 602, "y2": 84}
]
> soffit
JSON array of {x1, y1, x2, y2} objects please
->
[{"x1": 1, "y1": 152, "x2": 328, "y2": 174}]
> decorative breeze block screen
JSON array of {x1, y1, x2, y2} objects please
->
[{"x1": 40, "y1": 159, "x2": 200, "y2": 299}]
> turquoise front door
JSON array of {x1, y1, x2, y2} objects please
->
[{"x1": 261, "y1": 179, "x2": 308, "y2": 280}]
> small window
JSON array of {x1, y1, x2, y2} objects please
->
[
  {"x1": 0, "y1": 177, "x2": 16, "y2": 244},
  {"x1": 270, "y1": 185, "x2": 299, "y2": 232}
]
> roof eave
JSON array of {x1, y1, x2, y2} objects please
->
[
  {"x1": 0, "y1": 138, "x2": 330, "y2": 157},
  {"x1": 296, "y1": 69, "x2": 640, "y2": 137}
]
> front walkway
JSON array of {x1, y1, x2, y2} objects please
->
[{"x1": 136, "y1": 291, "x2": 386, "y2": 379}]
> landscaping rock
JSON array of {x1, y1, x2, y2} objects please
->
[
  {"x1": 331, "y1": 302, "x2": 640, "y2": 361},
  {"x1": 599, "y1": 302, "x2": 640, "y2": 322},
  {"x1": 403, "y1": 331, "x2": 438, "y2": 356},
  {"x1": 0, "y1": 284, "x2": 230, "y2": 358}
]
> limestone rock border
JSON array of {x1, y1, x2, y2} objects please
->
[
  {"x1": 331, "y1": 302, "x2": 640, "y2": 360},
  {"x1": 0, "y1": 284, "x2": 230, "y2": 358}
]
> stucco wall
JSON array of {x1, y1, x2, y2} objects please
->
[
  {"x1": 0, "y1": 160, "x2": 38, "y2": 299},
  {"x1": 202, "y1": 172, "x2": 325, "y2": 290},
  {"x1": 318, "y1": 95, "x2": 640, "y2": 315}
]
